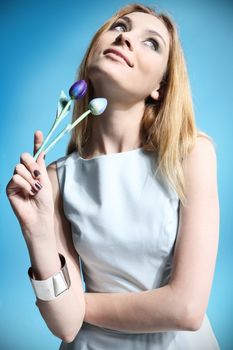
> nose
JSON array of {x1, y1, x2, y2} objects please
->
[{"x1": 114, "y1": 33, "x2": 133, "y2": 51}]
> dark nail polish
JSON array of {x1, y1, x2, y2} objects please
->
[
  {"x1": 35, "y1": 182, "x2": 43, "y2": 190},
  {"x1": 31, "y1": 187, "x2": 37, "y2": 194},
  {"x1": 34, "y1": 170, "x2": 41, "y2": 178}
]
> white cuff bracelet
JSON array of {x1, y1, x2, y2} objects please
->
[{"x1": 28, "y1": 253, "x2": 71, "y2": 301}]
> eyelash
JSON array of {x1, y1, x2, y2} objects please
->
[{"x1": 110, "y1": 21, "x2": 160, "y2": 51}]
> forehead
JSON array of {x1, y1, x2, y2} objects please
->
[{"x1": 119, "y1": 11, "x2": 170, "y2": 46}]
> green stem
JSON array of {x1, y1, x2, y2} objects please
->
[
  {"x1": 69, "y1": 110, "x2": 91, "y2": 130},
  {"x1": 34, "y1": 99, "x2": 72, "y2": 160},
  {"x1": 43, "y1": 110, "x2": 91, "y2": 156},
  {"x1": 43, "y1": 124, "x2": 71, "y2": 155}
]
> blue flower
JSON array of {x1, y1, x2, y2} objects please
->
[{"x1": 69, "y1": 80, "x2": 87, "y2": 100}]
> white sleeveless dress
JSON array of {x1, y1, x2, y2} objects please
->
[{"x1": 56, "y1": 148, "x2": 220, "y2": 350}]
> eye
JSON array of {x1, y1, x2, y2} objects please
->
[
  {"x1": 144, "y1": 38, "x2": 159, "y2": 51},
  {"x1": 110, "y1": 21, "x2": 127, "y2": 32}
]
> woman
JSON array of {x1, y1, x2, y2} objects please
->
[{"x1": 6, "y1": 3, "x2": 220, "y2": 349}]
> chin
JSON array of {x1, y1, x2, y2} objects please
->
[
  {"x1": 90, "y1": 57, "x2": 130, "y2": 74},
  {"x1": 88, "y1": 66, "x2": 129, "y2": 88}
]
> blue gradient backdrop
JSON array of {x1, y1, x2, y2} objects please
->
[{"x1": 1, "y1": 1, "x2": 232, "y2": 349}]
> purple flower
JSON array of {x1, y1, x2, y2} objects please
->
[{"x1": 69, "y1": 80, "x2": 87, "y2": 100}]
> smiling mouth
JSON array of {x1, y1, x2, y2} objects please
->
[{"x1": 103, "y1": 49, "x2": 133, "y2": 68}]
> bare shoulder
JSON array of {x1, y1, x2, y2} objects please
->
[
  {"x1": 46, "y1": 161, "x2": 59, "y2": 202},
  {"x1": 183, "y1": 134, "x2": 218, "y2": 205},
  {"x1": 188, "y1": 134, "x2": 217, "y2": 163},
  {"x1": 46, "y1": 160, "x2": 57, "y2": 177},
  {"x1": 45, "y1": 160, "x2": 71, "y2": 242}
]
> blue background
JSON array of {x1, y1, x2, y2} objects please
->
[{"x1": 1, "y1": 0, "x2": 232, "y2": 349}]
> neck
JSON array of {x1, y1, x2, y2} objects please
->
[{"x1": 83, "y1": 99, "x2": 145, "y2": 158}]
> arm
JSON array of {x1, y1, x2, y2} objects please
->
[
  {"x1": 84, "y1": 136, "x2": 220, "y2": 333},
  {"x1": 27, "y1": 162, "x2": 85, "y2": 343},
  {"x1": 84, "y1": 286, "x2": 189, "y2": 333}
]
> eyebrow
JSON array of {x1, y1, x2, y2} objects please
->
[{"x1": 119, "y1": 15, "x2": 167, "y2": 48}]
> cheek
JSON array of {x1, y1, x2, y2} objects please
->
[
  {"x1": 137, "y1": 53, "x2": 166, "y2": 84},
  {"x1": 136, "y1": 57, "x2": 159, "y2": 84},
  {"x1": 94, "y1": 33, "x2": 112, "y2": 51},
  {"x1": 89, "y1": 35, "x2": 113, "y2": 66}
]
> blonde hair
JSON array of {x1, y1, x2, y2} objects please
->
[{"x1": 66, "y1": 3, "x2": 214, "y2": 206}]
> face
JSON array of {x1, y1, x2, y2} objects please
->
[{"x1": 86, "y1": 11, "x2": 170, "y2": 103}]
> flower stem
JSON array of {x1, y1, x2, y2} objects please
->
[
  {"x1": 34, "y1": 99, "x2": 72, "y2": 160},
  {"x1": 43, "y1": 124, "x2": 71, "y2": 155},
  {"x1": 69, "y1": 110, "x2": 91, "y2": 130},
  {"x1": 43, "y1": 110, "x2": 91, "y2": 156}
]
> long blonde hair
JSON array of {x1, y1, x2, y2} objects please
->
[{"x1": 66, "y1": 3, "x2": 213, "y2": 206}]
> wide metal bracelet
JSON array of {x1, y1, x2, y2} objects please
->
[{"x1": 28, "y1": 253, "x2": 71, "y2": 301}]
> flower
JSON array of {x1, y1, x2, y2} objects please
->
[
  {"x1": 42, "y1": 98, "x2": 108, "y2": 156},
  {"x1": 33, "y1": 80, "x2": 107, "y2": 160},
  {"x1": 89, "y1": 98, "x2": 108, "y2": 115},
  {"x1": 69, "y1": 80, "x2": 87, "y2": 100}
]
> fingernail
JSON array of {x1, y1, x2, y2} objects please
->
[
  {"x1": 35, "y1": 182, "x2": 43, "y2": 190},
  {"x1": 31, "y1": 187, "x2": 37, "y2": 194},
  {"x1": 34, "y1": 170, "x2": 41, "y2": 178}
]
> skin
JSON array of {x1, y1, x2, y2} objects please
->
[{"x1": 84, "y1": 12, "x2": 170, "y2": 159}]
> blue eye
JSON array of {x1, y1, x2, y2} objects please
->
[
  {"x1": 144, "y1": 38, "x2": 159, "y2": 51},
  {"x1": 109, "y1": 21, "x2": 160, "y2": 52},
  {"x1": 111, "y1": 21, "x2": 127, "y2": 32}
]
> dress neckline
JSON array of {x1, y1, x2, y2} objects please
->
[{"x1": 75, "y1": 147, "x2": 144, "y2": 161}]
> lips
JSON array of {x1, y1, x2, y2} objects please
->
[{"x1": 103, "y1": 48, "x2": 133, "y2": 68}]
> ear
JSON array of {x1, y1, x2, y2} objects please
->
[{"x1": 150, "y1": 85, "x2": 160, "y2": 101}]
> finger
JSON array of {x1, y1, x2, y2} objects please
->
[
  {"x1": 33, "y1": 130, "x2": 44, "y2": 156},
  {"x1": 36, "y1": 151, "x2": 47, "y2": 171},
  {"x1": 13, "y1": 163, "x2": 43, "y2": 193},
  {"x1": 20, "y1": 152, "x2": 42, "y2": 180},
  {"x1": 11, "y1": 174, "x2": 39, "y2": 196}
]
